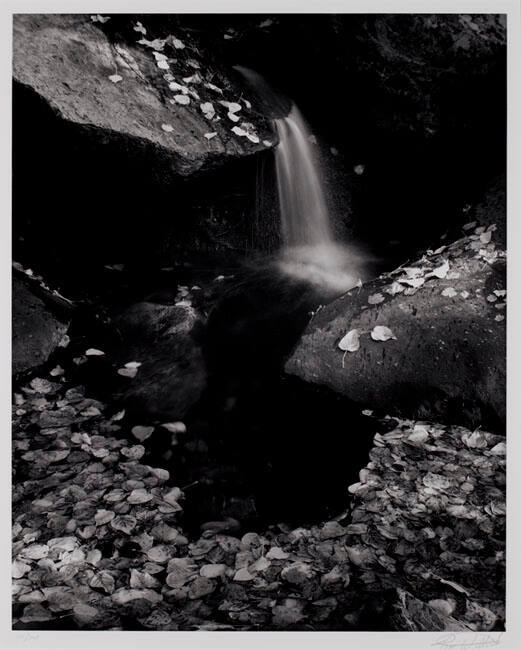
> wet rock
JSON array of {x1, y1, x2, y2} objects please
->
[
  {"x1": 114, "y1": 302, "x2": 207, "y2": 420},
  {"x1": 286, "y1": 192, "x2": 506, "y2": 430},
  {"x1": 13, "y1": 15, "x2": 274, "y2": 178},
  {"x1": 13, "y1": 276, "x2": 70, "y2": 377}
]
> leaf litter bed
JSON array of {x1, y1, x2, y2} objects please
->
[{"x1": 12, "y1": 363, "x2": 505, "y2": 631}]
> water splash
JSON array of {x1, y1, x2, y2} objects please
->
[{"x1": 274, "y1": 104, "x2": 367, "y2": 293}]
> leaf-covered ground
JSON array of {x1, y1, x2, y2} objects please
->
[{"x1": 12, "y1": 357, "x2": 505, "y2": 631}]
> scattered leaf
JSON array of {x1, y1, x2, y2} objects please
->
[
  {"x1": 441, "y1": 287, "x2": 458, "y2": 297},
  {"x1": 132, "y1": 425, "x2": 154, "y2": 442},
  {"x1": 160, "y1": 421, "x2": 187, "y2": 434},
  {"x1": 368, "y1": 293, "x2": 385, "y2": 305},
  {"x1": 338, "y1": 329, "x2": 360, "y2": 353},
  {"x1": 108, "y1": 74, "x2": 123, "y2": 83},
  {"x1": 161, "y1": 124, "x2": 174, "y2": 133},
  {"x1": 370, "y1": 326, "x2": 397, "y2": 342},
  {"x1": 173, "y1": 94, "x2": 190, "y2": 106}
]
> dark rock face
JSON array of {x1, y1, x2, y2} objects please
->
[
  {"x1": 13, "y1": 15, "x2": 274, "y2": 178},
  {"x1": 113, "y1": 302, "x2": 207, "y2": 420},
  {"x1": 286, "y1": 182, "x2": 506, "y2": 430},
  {"x1": 13, "y1": 277, "x2": 70, "y2": 376}
]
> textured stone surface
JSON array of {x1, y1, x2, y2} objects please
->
[
  {"x1": 286, "y1": 212, "x2": 506, "y2": 430},
  {"x1": 13, "y1": 15, "x2": 274, "y2": 178},
  {"x1": 13, "y1": 276, "x2": 70, "y2": 376}
]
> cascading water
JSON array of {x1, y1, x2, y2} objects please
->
[
  {"x1": 236, "y1": 66, "x2": 369, "y2": 293},
  {"x1": 273, "y1": 104, "x2": 368, "y2": 293},
  {"x1": 274, "y1": 105, "x2": 333, "y2": 248}
]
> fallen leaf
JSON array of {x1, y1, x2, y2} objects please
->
[
  {"x1": 132, "y1": 425, "x2": 154, "y2": 442},
  {"x1": 160, "y1": 421, "x2": 187, "y2": 434},
  {"x1": 91, "y1": 15, "x2": 110, "y2": 24},
  {"x1": 161, "y1": 124, "x2": 174, "y2": 133},
  {"x1": 128, "y1": 488, "x2": 153, "y2": 504},
  {"x1": 386, "y1": 281, "x2": 405, "y2": 296},
  {"x1": 110, "y1": 515, "x2": 137, "y2": 535},
  {"x1": 172, "y1": 38, "x2": 185, "y2": 49},
  {"x1": 441, "y1": 287, "x2": 458, "y2": 297},
  {"x1": 133, "y1": 21, "x2": 146, "y2": 35},
  {"x1": 480, "y1": 231, "x2": 492, "y2": 244},
  {"x1": 204, "y1": 132, "x2": 217, "y2": 140},
  {"x1": 204, "y1": 82, "x2": 223, "y2": 94},
  {"x1": 108, "y1": 74, "x2": 123, "y2": 83},
  {"x1": 157, "y1": 60, "x2": 170, "y2": 70},
  {"x1": 338, "y1": 329, "x2": 360, "y2": 352},
  {"x1": 398, "y1": 277, "x2": 425, "y2": 288},
  {"x1": 117, "y1": 367, "x2": 138, "y2": 378},
  {"x1": 220, "y1": 101, "x2": 242, "y2": 113},
  {"x1": 266, "y1": 546, "x2": 289, "y2": 560},
  {"x1": 427, "y1": 260, "x2": 450, "y2": 279},
  {"x1": 370, "y1": 326, "x2": 396, "y2": 342},
  {"x1": 137, "y1": 37, "x2": 166, "y2": 50},
  {"x1": 368, "y1": 293, "x2": 385, "y2": 305},
  {"x1": 89, "y1": 571, "x2": 115, "y2": 594},
  {"x1": 94, "y1": 509, "x2": 115, "y2": 526},
  {"x1": 173, "y1": 94, "x2": 190, "y2": 105}
]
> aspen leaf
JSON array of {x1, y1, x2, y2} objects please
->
[
  {"x1": 399, "y1": 277, "x2": 425, "y2": 288},
  {"x1": 200, "y1": 101, "x2": 215, "y2": 119},
  {"x1": 137, "y1": 38, "x2": 166, "y2": 50},
  {"x1": 368, "y1": 293, "x2": 385, "y2": 305},
  {"x1": 174, "y1": 94, "x2": 190, "y2": 105},
  {"x1": 118, "y1": 367, "x2": 137, "y2": 378},
  {"x1": 160, "y1": 421, "x2": 187, "y2": 434},
  {"x1": 370, "y1": 326, "x2": 396, "y2": 341},
  {"x1": 86, "y1": 348, "x2": 105, "y2": 356},
  {"x1": 428, "y1": 260, "x2": 450, "y2": 279},
  {"x1": 338, "y1": 329, "x2": 360, "y2": 352},
  {"x1": 441, "y1": 287, "x2": 457, "y2": 297},
  {"x1": 132, "y1": 425, "x2": 154, "y2": 442}
]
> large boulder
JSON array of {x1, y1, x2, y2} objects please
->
[
  {"x1": 13, "y1": 14, "x2": 274, "y2": 178},
  {"x1": 13, "y1": 275, "x2": 71, "y2": 377},
  {"x1": 113, "y1": 301, "x2": 207, "y2": 420},
  {"x1": 286, "y1": 183, "x2": 506, "y2": 430}
]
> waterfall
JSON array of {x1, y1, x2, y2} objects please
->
[
  {"x1": 274, "y1": 105, "x2": 334, "y2": 248},
  {"x1": 237, "y1": 66, "x2": 369, "y2": 293},
  {"x1": 274, "y1": 103, "x2": 368, "y2": 294}
]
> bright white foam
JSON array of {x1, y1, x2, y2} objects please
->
[{"x1": 276, "y1": 242, "x2": 368, "y2": 294}]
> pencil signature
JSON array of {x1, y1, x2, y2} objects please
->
[{"x1": 432, "y1": 633, "x2": 501, "y2": 649}]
